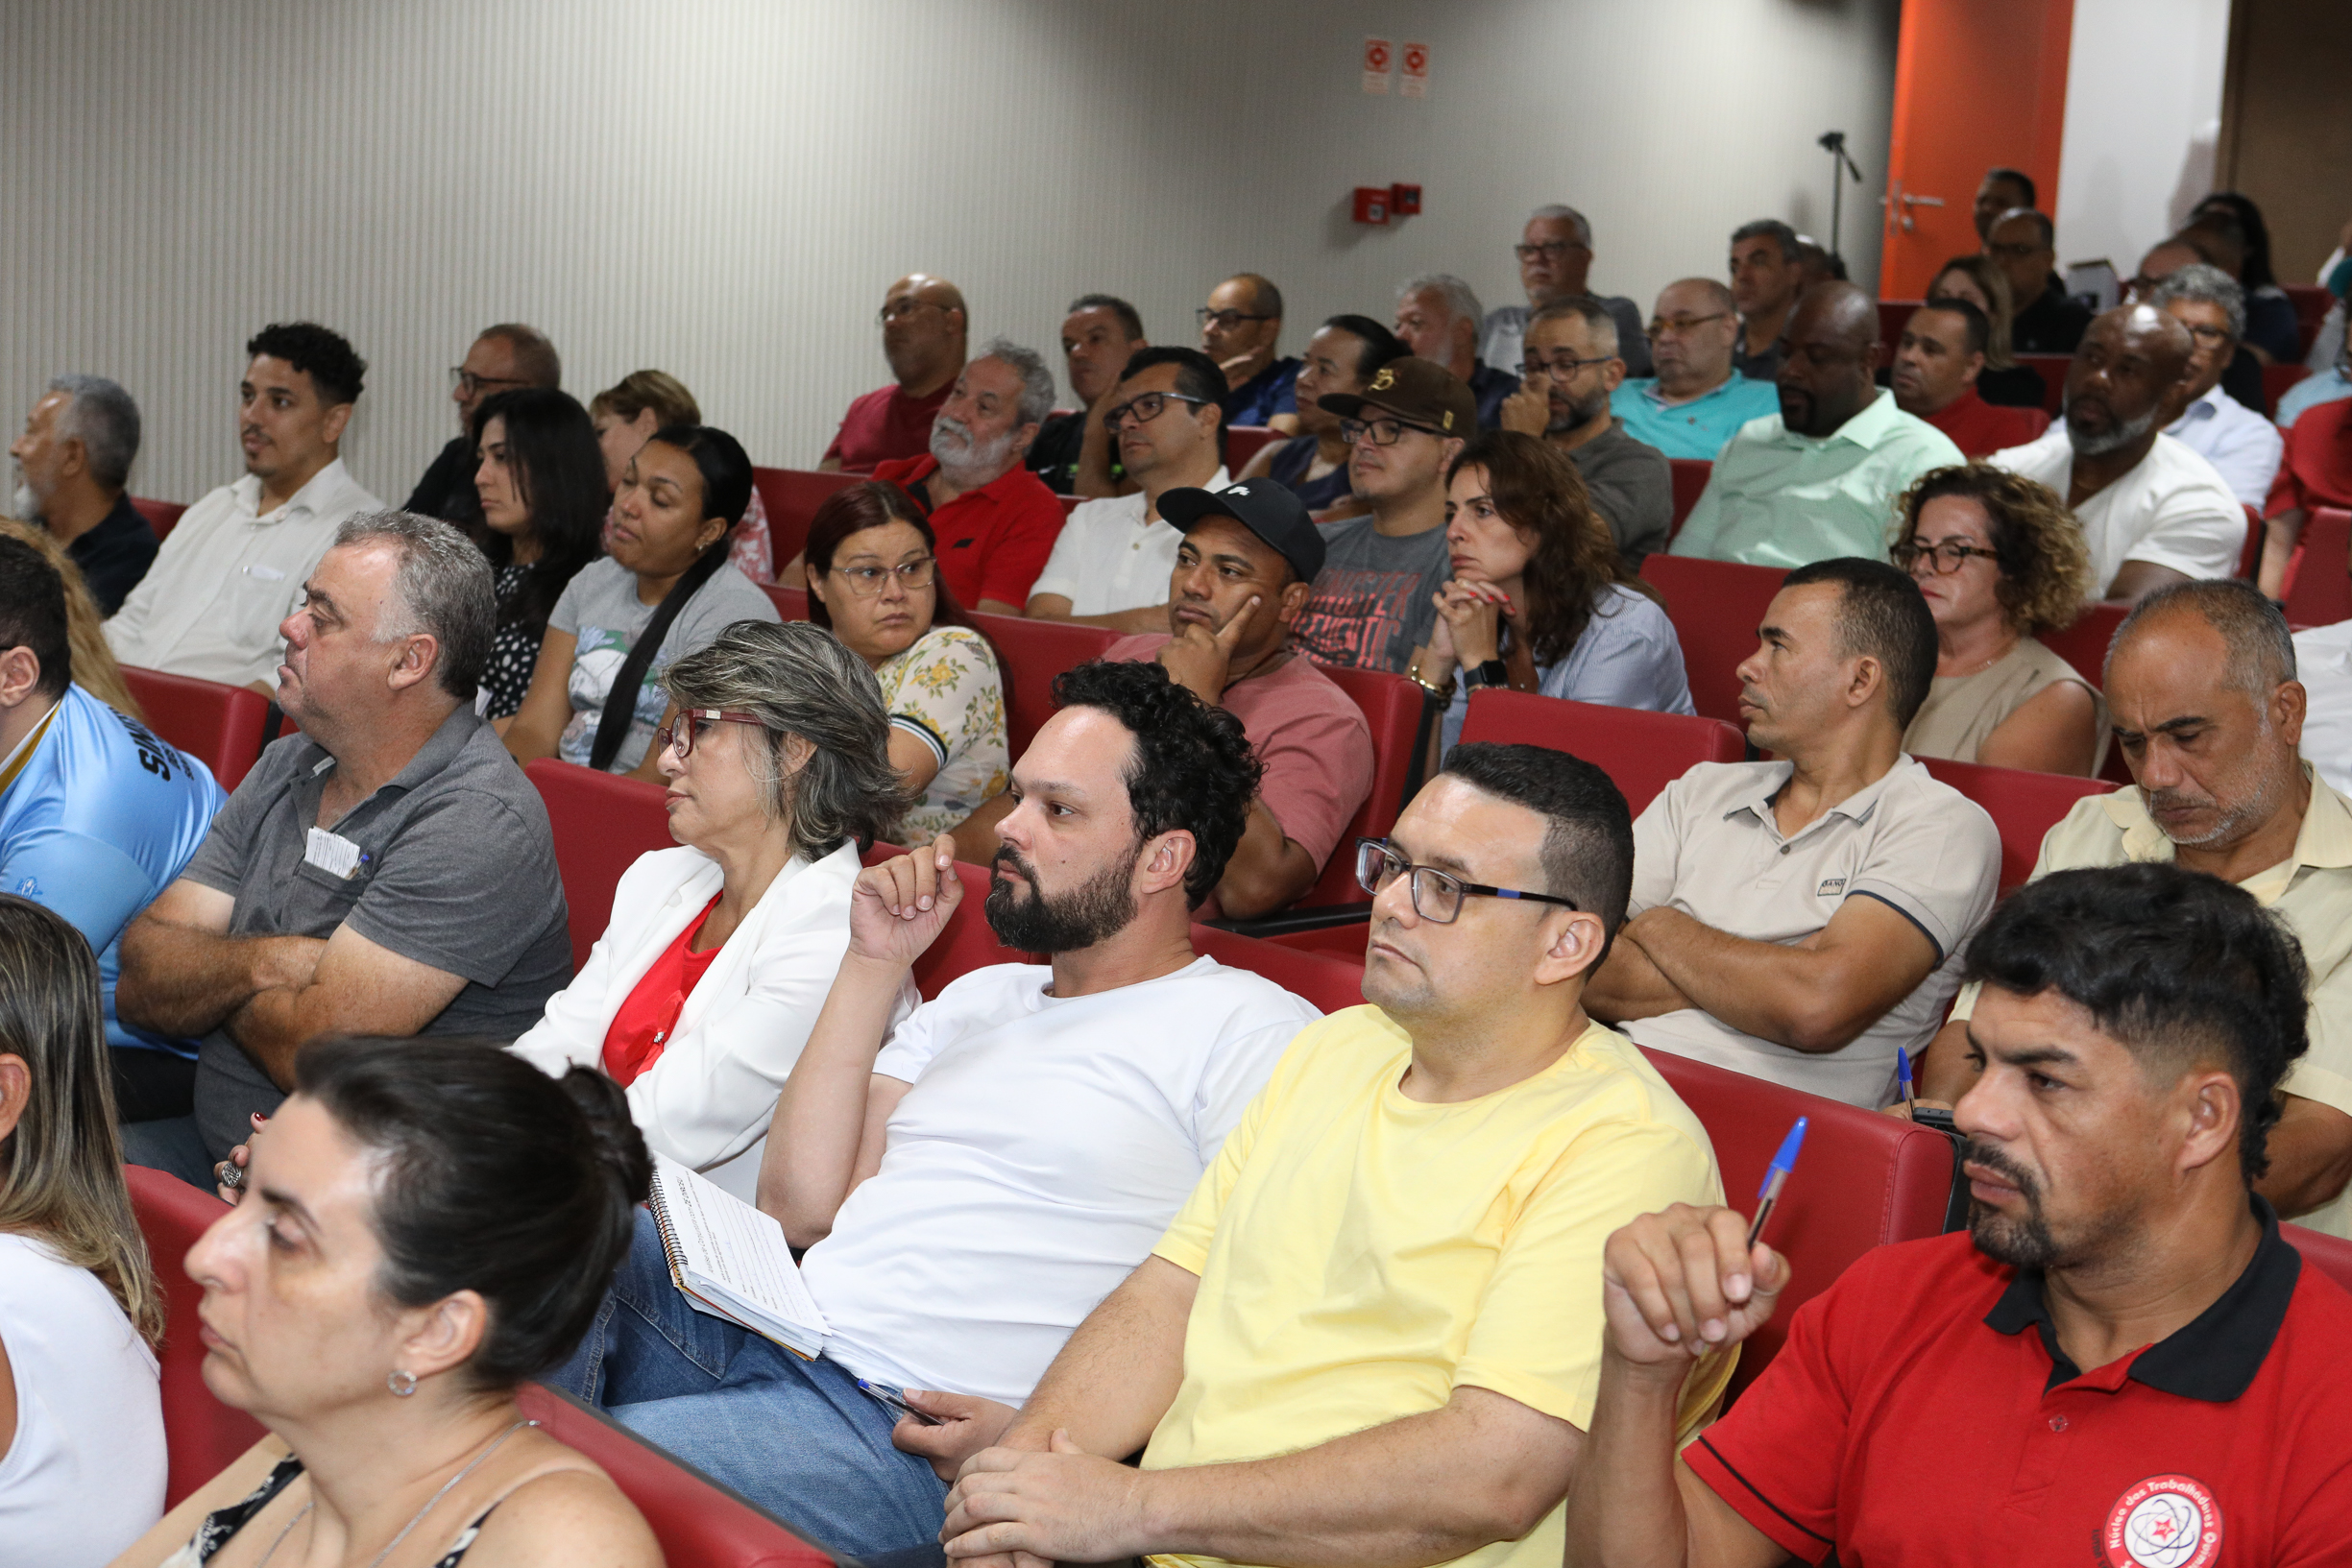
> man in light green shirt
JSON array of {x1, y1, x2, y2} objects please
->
[{"x1": 1669, "y1": 282, "x2": 1964, "y2": 567}]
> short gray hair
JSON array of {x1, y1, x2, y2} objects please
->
[
  {"x1": 1528, "y1": 205, "x2": 1593, "y2": 249},
  {"x1": 1731, "y1": 218, "x2": 1800, "y2": 261},
  {"x1": 331, "y1": 511, "x2": 496, "y2": 702},
  {"x1": 1529, "y1": 295, "x2": 1620, "y2": 357},
  {"x1": 2150, "y1": 263, "x2": 2247, "y2": 345},
  {"x1": 1399, "y1": 273, "x2": 1484, "y2": 331},
  {"x1": 662, "y1": 620, "x2": 910, "y2": 859},
  {"x1": 46, "y1": 375, "x2": 140, "y2": 491},
  {"x1": 2112, "y1": 578, "x2": 2295, "y2": 699},
  {"x1": 976, "y1": 338, "x2": 1055, "y2": 427}
]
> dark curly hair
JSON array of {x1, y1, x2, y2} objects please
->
[
  {"x1": 1961, "y1": 863, "x2": 2310, "y2": 1184},
  {"x1": 1050, "y1": 661, "x2": 1264, "y2": 909},
  {"x1": 1892, "y1": 464, "x2": 2092, "y2": 639},
  {"x1": 294, "y1": 1036, "x2": 652, "y2": 1390},
  {"x1": 1446, "y1": 430, "x2": 1654, "y2": 666},
  {"x1": 245, "y1": 321, "x2": 367, "y2": 407}
]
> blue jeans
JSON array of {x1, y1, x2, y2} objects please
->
[{"x1": 548, "y1": 1211, "x2": 951, "y2": 1563}]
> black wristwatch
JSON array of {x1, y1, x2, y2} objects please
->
[{"x1": 1463, "y1": 659, "x2": 1510, "y2": 689}]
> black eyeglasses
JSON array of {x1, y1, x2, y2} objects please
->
[
  {"x1": 1103, "y1": 391, "x2": 1210, "y2": 432},
  {"x1": 449, "y1": 369, "x2": 530, "y2": 398},
  {"x1": 878, "y1": 299, "x2": 952, "y2": 326},
  {"x1": 1355, "y1": 839, "x2": 1578, "y2": 924},
  {"x1": 1197, "y1": 307, "x2": 1275, "y2": 331},
  {"x1": 1517, "y1": 352, "x2": 1615, "y2": 381},
  {"x1": 1892, "y1": 538, "x2": 2000, "y2": 575},
  {"x1": 1514, "y1": 240, "x2": 1581, "y2": 261},
  {"x1": 1340, "y1": 415, "x2": 1442, "y2": 447},
  {"x1": 1645, "y1": 312, "x2": 1731, "y2": 339}
]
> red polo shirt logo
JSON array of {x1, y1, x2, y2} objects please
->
[{"x1": 2103, "y1": 1475, "x2": 2221, "y2": 1568}]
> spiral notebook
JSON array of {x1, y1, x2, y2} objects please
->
[{"x1": 646, "y1": 1154, "x2": 830, "y2": 1360}]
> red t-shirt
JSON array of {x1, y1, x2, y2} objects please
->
[
  {"x1": 600, "y1": 895, "x2": 724, "y2": 1086},
  {"x1": 1104, "y1": 634, "x2": 1375, "y2": 918},
  {"x1": 2265, "y1": 398, "x2": 2352, "y2": 518},
  {"x1": 1685, "y1": 1217, "x2": 2352, "y2": 1567},
  {"x1": 822, "y1": 381, "x2": 954, "y2": 473},
  {"x1": 871, "y1": 453, "x2": 1067, "y2": 610},
  {"x1": 1924, "y1": 387, "x2": 2051, "y2": 459}
]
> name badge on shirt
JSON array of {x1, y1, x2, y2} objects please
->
[
  {"x1": 244, "y1": 564, "x2": 287, "y2": 581},
  {"x1": 303, "y1": 827, "x2": 367, "y2": 880}
]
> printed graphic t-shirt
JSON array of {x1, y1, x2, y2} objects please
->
[
  {"x1": 1288, "y1": 518, "x2": 1449, "y2": 673},
  {"x1": 546, "y1": 557, "x2": 782, "y2": 773}
]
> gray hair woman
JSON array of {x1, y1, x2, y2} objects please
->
[{"x1": 508, "y1": 619, "x2": 909, "y2": 1198}]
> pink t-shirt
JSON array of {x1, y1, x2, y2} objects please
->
[{"x1": 1105, "y1": 634, "x2": 1376, "y2": 915}]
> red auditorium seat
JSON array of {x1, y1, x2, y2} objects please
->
[
  {"x1": 121, "y1": 665, "x2": 274, "y2": 791},
  {"x1": 764, "y1": 584, "x2": 810, "y2": 621},
  {"x1": 131, "y1": 496, "x2": 187, "y2": 542},
  {"x1": 1876, "y1": 299, "x2": 1923, "y2": 348},
  {"x1": 1918, "y1": 756, "x2": 2115, "y2": 893},
  {"x1": 1637, "y1": 1049, "x2": 1953, "y2": 1395},
  {"x1": 2263, "y1": 361, "x2": 2311, "y2": 420},
  {"x1": 966, "y1": 611, "x2": 1120, "y2": 756},
  {"x1": 2016, "y1": 354, "x2": 2072, "y2": 415},
  {"x1": 126, "y1": 1166, "x2": 265, "y2": 1505},
  {"x1": 749, "y1": 468, "x2": 859, "y2": 572},
  {"x1": 1461, "y1": 689, "x2": 1745, "y2": 816},
  {"x1": 2283, "y1": 507, "x2": 2352, "y2": 629},
  {"x1": 1224, "y1": 424, "x2": 1279, "y2": 472},
  {"x1": 1637, "y1": 555, "x2": 1785, "y2": 724},
  {"x1": 2289, "y1": 1221, "x2": 2352, "y2": 1293},
  {"x1": 2239, "y1": 504, "x2": 2266, "y2": 579},
  {"x1": 1290, "y1": 665, "x2": 1432, "y2": 910},
  {"x1": 2283, "y1": 283, "x2": 2333, "y2": 359},
  {"x1": 1666, "y1": 459, "x2": 1710, "y2": 538},
  {"x1": 2037, "y1": 602, "x2": 2125, "y2": 688},
  {"x1": 525, "y1": 759, "x2": 674, "y2": 968}
]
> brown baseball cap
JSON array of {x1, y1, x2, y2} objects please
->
[{"x1": 1318, "y1": 357, "x2": 1478, "y2": 438}]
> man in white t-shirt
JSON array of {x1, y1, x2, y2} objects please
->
[
  {"x1": 546, "y1": 659, "x2": 1321, "y2": 1562},
  {"x1": 1025, "y1": 346, "x2": 1229, "y2": 631},
  {"x1": 1990, "y1": 302, "x2": 2244, "y2": 604}
]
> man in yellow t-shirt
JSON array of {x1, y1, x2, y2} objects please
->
[{"x1": 936, "y1": 743, "x2": 1731, "y2": 1568}]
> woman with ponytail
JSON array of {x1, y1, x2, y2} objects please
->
[
  {"x1": 117, "y1": 1037, "x2": 663, "y2": 1568},
  {"x1": 503, "y1": 423, "x2": 781, "y2": 782}
]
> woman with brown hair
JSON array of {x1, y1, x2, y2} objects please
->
[
  {"x1": 1405, "y1": 430, "x2": 1692, "y2": 758},
  {"x1": 0, "y1": 892, "x2": 166, "y2": 1559},
  {"x1": 1927, "y1": 254, "x2": 2048, "y2": 410},
  {"x1": 1892, "y1": 463, "x2": 2104, "y2": 775}
]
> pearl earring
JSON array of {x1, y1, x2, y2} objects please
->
[{"x1": 388, "y1": 1368, "x2": 418, "y2": 1397}]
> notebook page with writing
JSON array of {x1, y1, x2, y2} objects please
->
[{"x1": 647, "y1": 1153, "x2": 829, "y2": 1358}]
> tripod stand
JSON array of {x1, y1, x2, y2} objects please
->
[{"x1": 1817, "y1": 130, "x2": 1864, "y2": 264}]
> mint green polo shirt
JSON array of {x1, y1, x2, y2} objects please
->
[
  {"x1": 1667, "y1": 391, "x2": 1965, "y2": 567},
  {"x1": 1610, "y1": 374, "x2": 1782, "y2": 461}
]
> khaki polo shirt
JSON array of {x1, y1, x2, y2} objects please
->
[
  {"x1": 1624, "y1": 756, "x2": 2000, "y2": 1108},
  {"x1": 1950, "y1": 769, "x2": 2352, "y2": 1237}
]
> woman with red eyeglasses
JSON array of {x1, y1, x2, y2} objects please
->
[{"x1": 505, "y1": 620, "x2": 909, "y2": 1199}]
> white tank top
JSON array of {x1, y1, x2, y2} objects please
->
[{"x1": 0, "y1": 1230, "x2": 165, "y2": 1560}]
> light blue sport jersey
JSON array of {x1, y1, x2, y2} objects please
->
[{"x1": 0, "y1": 685, "x2": 226, "y2": 1052}]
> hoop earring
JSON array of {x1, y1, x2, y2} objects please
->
[{"x1": 388, "y1": 1368, "x2": 418, "y2": 1397}]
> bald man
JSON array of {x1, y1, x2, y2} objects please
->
[
  {"x1": 820, "y1": 273, "x2": 970, "y2": 472},
  {"x1": 1669, "y1": 282, "x2": 1962, "y2": 567},
  {"x1": 1610, "y1": 278, "x2": 1780, "y2": 460},
  {"x1": 1989, "y1": 303, "x2": 2243, "y2": 604}
]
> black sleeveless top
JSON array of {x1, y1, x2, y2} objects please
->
[{"x1": 167, "y1": 1455, "x2": 497, "y2": 1565}]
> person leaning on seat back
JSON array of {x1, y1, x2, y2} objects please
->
[
  {"x1": 588, "y1": 368, "x2": 777, "y2": 583},
  {"x1": 463, "y1": 387, "x2": 607, "y2": 729},
  {"x1": 1562, "y1": 863, "x2": 2352, "y2": 1568},
  {"x1": 506, "y1": 620, "x2": 909, "y2": 1201},
  {"x1": 502, "y1": 423, "x2": 781, "y2": 783},
  {"x1": 115, "y1": 1037, "x2": 663, "y2": 1568},
  {"x1": 0, "y1": 894, "x2": 168, "y2": 1561}
]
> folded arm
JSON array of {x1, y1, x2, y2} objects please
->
[
  {"x1": 1585, "y1": 927, "x2": 1701, "y2": 1025},
  {"x1": 226, "y1": 924, "x2": 470, "y2": 1086},
  {"x1": 1620, "y1": 896, "x2": 1939, "y2": 1055},
  {"x1": 116, "y1": 880, "x2": 327, "y2": 1043}
]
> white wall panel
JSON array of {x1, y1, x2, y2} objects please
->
[
  {"x1": 2052, "y1": 0, "x2": 2234, "y2": 277},
  {"x1": 0, "y1": 0, "x2": 1898, "y2": 505}
]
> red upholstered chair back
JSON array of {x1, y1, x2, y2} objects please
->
[
  {"x1": 1460, "y1": 689, "x2": 1746, "y2": 816},
  {"x1": 1876, "y1": 299, "x2": 1923, "y2": 348},
  {"x1": 1917, "y1": 757, "x2": 2116, "y2": 893},
  {"x1": 1666, "y1": 460, "x2": 1711, "y2": 539},
  {"x1": 125, "y1": 1166, "x2": 267, "y2": 1506},
  {"x1": 2285, "y1": 508, "x2": 2352, "y2": 630},
  {"x1": 2284, "y1": 284, "x2": 2334, "y2": 354},
  {"x1": 524, "y1": 760, "x2": 675, "y2": 969},
  {"x1": 1637, "y1": 1050, "x2": 1954, "y2": 1396},
  {"x1": 2016, "y1": 354, "x2": 2072, "y2": 415},
  {"x1": 1191, "y1": 925, "x2": 1366, "y2": 1015},
  {"x1": 2263, "y1": 362, "x2": 2312, "y2": 419},
  {"x1": 749, "y1": 468, "x2": 860, "y2": 572},
  {"x1": 516, "y1": 1387, "x2": 829, "y2": 1566},
  {"x1": 2288, "y1": 1223, "x2": 2352, "y2": 1294},
  {"x1": 1224, "y1": 424, "x2": 1279, "y2": 472},
  {"x1": 2036, "y1": 603, "x2": 2125, "y2": 688},
  {"x1": 121, "y1": 665, "x2": 273, "y2": 791},
  {"x1": 764, "y1": 584, "x2": 811, "y2": 621},
  {"x1": 1297, "y1": 664, "x2": 1430, "y2": 908},
  {"x1": 131, "y1": 496, "x2": 187, "y2": 542},
  {"x1": 1637, "y1": 555, "x2": 1787, "y2": 723},
  {"x1": 966, "y1": 611, "x2": 1121, "y2": 757}
]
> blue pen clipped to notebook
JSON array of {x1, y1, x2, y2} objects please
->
[{"x1": 1745, "y1": 1117, "x2": 1807, "y2": 1249}]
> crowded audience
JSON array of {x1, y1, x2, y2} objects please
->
[
  {"x1": 1236, "y1": 313, "x2": 1404, "y2": 519},
  {"x1": 1394, "y1": 273, "x2": 1518, "y2": 428},
  {"x1": 1480, "y1": 204, "x2": 1653, "y2": 382},
  {"x1": 821, "y1": 273, "x2": 968, "y2": 472},
  {"x1": 1610, "y1": 278, "x2": 1778, "y2": 460},
  {"x1": 1887, "y1": 298, "x2": 2050, "y2": 456},
  {"x1": 1200, "y1": 273, "x2": 1298, "y2": 428},
  {"x1": 1028, "y1": 293, "x2": 1148, "y2": 496},
  {"x1": 1926, "y1": 251, "x2": 2049, "y2": 408},
  {"x1": 1500, "y1": 297, "x2": 1675, "y2": 562},
  {"x1": 589, "y1": 369, "x2": 779, "y2": 581},
  {"x1": 406, "y1": 324, "x2": 562, "y2": 525}
]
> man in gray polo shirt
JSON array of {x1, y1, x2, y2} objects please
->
[
  {"x1": 118, "y1": 512, "x2": 572, "y2": 1182},
  {"x1": 1586, "y1": 558, "x2": 2000, "y2": 1106}
]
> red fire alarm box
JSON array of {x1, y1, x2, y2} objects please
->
[
  {"x1": 1352, "y1": 186, "x2": 1391, "y2": 225},
  {"x1": 1391, "y1": 182, "x2": 1422, "y2": 216}
]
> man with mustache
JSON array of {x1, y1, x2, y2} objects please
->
[
  {"x1": 543, "y1": 659, "x2": 1320, "y2": 1563},
  {"x1": 1497, "y1": 296, "x2": 1673, "y2": 564},
  {"x1": 1991, "y1": 302, "x2": 2244, "y2": 604},
  {"x1": 820, "y1": 272, "x2": 969, "y2": 473},
  {"x1": 1669, "y1": 282, "x2": 1962, "y2": 568},
  {"x1": 1923, "y1": 581, "x2": 2352, "y2": 1237},
  {"x1": 1561, "y1": 862, "x2": 2352, "y2": 1568}
]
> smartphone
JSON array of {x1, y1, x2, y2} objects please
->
[
  {"x1": 857, "y1": 1378, "x2": 944, "y2": 1426},
  {"x1": 1913, "y1": 1104, "x2": 1958, "y2": 1136}
]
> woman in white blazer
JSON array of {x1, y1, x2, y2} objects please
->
[{"x1": 510, "y1": 620, "x2": 909, "y2": 1200}]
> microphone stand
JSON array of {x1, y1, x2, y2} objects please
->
[{"x1": 1817, "y1": 130, "x2": 1863, "y2": 264}]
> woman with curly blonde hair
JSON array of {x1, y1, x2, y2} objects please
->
[{"x1": 1892, "y1": 463, "x2": 2104, "y2": 774}]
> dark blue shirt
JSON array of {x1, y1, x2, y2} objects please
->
[
  {"x1": 1267, "y1": 436, "x2": 1353, "y2": 514},
  {"x1": 1467, "y1": 360, "x2": 1519, "y2": 429},
  {"x1": 64, "y1": 494, "x2": 159, "y2": 615},
  {"x1": 1222, "y1": 357, "x2": 1300, "y2": 427}
]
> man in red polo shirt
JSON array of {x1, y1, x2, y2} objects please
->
[
  {"x1": 819, "y1": 273, "x2": 968, "y2": 472},
  {"x1": 1892, "y1": 299, "x2": 2049, "y2": 458},
  {"x1": 1563, "y1": 862, "x2": 2352, "y2": 1568}
]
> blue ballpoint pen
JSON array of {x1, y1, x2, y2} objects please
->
[
  {"x1": 1745, "y1": 1117, "x2": 1807, "y2": 1248},
  {"x1": 1895, "y1": 1049, "x2": 1917, "y2": 1117}
]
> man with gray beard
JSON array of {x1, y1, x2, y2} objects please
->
[
  {"x1": 1497, "y1": 296, "x2": 1673, "y2": 563},
  {"x1": 1990, "y1": 302, "x2": 2244, "y2": 603},
  {"x1": 863, "y1": 338, "x2": 1067, "y2": 614},
  {"x1": 1920, "y1": 580, "x2": 2352, "y2": 1238}
]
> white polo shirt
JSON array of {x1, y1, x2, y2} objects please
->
[
  {"x1": 2166, "y1": 384, "x2": 2285, "y2": 508},
  {"x1": 104, "y1": 458, "x2": 383, "y2": 688},
  {"x1": 1990, "y1": 426, "x2": 2243, "y2": 593},
  {"x1": 1026, "y1": 467, "x2": 1229, "y2": 616},
  {"x1": 2296, "y1": 619, "x2": 2352, "y2": 801},
  {"x1": 1620, "y1": 756, "x2": 2000, "y2": 1107}
]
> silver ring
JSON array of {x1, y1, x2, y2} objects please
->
[{"x1": 215, "y1": 1160, "x2": 244, "y2": 1191}]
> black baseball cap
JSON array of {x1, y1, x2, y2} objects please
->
[{"x1": 1158, "y1": 479, "x2": 1325, "y2": 582}]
